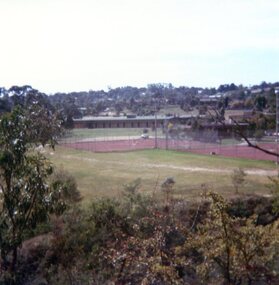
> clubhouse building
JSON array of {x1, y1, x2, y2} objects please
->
[{"x1": 73, "y1": 115, "x2": 176, "y2": 129}]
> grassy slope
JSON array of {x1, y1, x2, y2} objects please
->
[{"x1": 47, "y1": 146, "x2": 276, "y2": 206}]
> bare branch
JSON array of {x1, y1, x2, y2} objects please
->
[{"x1": 209, "y1": 109, "x2": 279, "y2": 158}]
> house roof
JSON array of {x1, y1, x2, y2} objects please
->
[
  {"x1": 73, "y1": 114, "x2": 196, "y2": 122},
  {"x1": 74, "y1": 115, "x2": 172, "y2": 122}
]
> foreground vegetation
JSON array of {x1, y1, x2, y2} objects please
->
[{"x1": 5, "y1": 182, "x2": 279, "y2": 284}]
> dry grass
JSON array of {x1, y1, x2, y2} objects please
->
[{"x1": 46, "y1": 146, "x2": 277, "y2": 206}]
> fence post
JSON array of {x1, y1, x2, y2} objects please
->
[{"x1": 165, "y1": 128, "x2": 169, "y2": 150}]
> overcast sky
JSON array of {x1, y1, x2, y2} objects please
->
[{"x1": 0, "y1": 0, "x2": 279, "y2": 93}]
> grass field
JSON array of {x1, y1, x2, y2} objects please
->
[
  {"x1": 64, "y1": 128, "x2": 164, "y2": 139},
  {"x1": 47, "y1": 146, "x2": 277, "y2": 206}
]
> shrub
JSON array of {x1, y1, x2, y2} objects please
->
[
  {"x1": 185, "y1": 193, "x2": 279, "y2": 284},
  {"x1": 50, "y1": 168, "x2": 82, "y2": 206}
]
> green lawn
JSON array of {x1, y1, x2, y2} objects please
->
[
  {"x1": 64, "y1": 128, "x2": 164, "y2": 139},
  {"x1": 47, "y1": 146, "x2": 277, "y2": 206}
]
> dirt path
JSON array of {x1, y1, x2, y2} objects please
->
[{"x1": 61, "y1": 155, "x2": 278, "y2": 176}]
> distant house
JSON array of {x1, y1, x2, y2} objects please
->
[
  {"x1": 199, "y1": 97, "x2": 218, "y2": 106},
  {"x1": 78, "y1": 107, "x2": 87, "y2": 116},
  {"x1": 209, "y1": 93, "x2": 223, "y2": 98},
  {"x1": 225, "y1": 110, "x2": 253, "y2": 123},
  {"x1": 250, "y1": 88, "x2": 262, "y2": 95}
]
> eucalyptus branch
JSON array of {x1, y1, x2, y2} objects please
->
[
  {"x1": 208, "y1": 109, "x2": 279, "y2": 158},
  {"x1": 0, "y1": 180, "x2": 16, "y2": 228}
]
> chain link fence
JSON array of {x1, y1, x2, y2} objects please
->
[{"x1": 59, "y1": 128, "x2": 278, "y2": 161}]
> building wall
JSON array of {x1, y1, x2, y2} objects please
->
[
  {"x1": 73, "y1": 119, "x2": 165, "y2": 129},
  {"x1": 73, "y1": 121, "x2": 86, "y2": 128}
]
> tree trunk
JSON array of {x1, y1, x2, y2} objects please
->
[{"x1": 10, "y1": 245, "x2": 17, "y2": 273}]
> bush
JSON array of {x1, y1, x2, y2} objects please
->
[
  {"x1": 7, "y1": 184, "x2": 279, "y2": 285},
  {"x1": 50, "y1": 168, "x2": 82, "y2": 205},
  {"x1": 184, "y1": 193, "x2": 279, "y2": 284}
]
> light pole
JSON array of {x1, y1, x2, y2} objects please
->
[
  {"x1": 154, "y1": 100, "x2": 158, "y2": 149},
  {"x1": 165, "y1": 118, "x2": 169, "y2": 150}
]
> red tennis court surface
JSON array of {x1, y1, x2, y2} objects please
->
[{"x1": 61, "y1": 138, "x2": 278, "y2": 162}]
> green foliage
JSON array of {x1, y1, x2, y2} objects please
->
[
  {"x1": 50, "y1": 168, "x2": 82, "y2": 206},
  {"x1": 254, "y1": 95, "x2": 267, "y2": 111},
  {"x1": 123, "y1": 178, "x2": 142, "y2": 196},
  {"x1": 25, "y1": 100, "x2": 63, "y2": 147},
  {"x1": 4, "y1": 172, "x2": 278, "y2": 284},
  {"x1": 0, "y1": 107, "x2": 64, "y2": 281},
  {"x1": 161, "y1": 177, "x2": 176, "y2": 208},
  {"x1": 44, "y1": 198, "x2": 131, "y2": 284},
  {"x1": 42, "y1": 180, "x2": 189, "y2": 284},
  {"x1": 185, "y1": 192, "x2": 279, "y2": 284},
  {"x1": 13, "y1": 188, "x2": 278, "y2": 285},
  {"x1": 122, "y1": 178, "x2": 152, "y2": 220},
  {"x1": 45, "y1": 208, "x2": 94, "y2": 284},
  {"x1": 89, "y1": 198, "x2": 130, "y2": 240}
]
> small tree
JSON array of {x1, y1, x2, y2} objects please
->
[
  {"x1": 231, "y1": 168, "x2": 246, "y2": 194},
  {"x1": 161, "y1": 177, "x2": 175, "y2": 205}
]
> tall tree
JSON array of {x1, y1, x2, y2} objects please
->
[{"x1": 0, "y1": 106, "x2": 63, "y2": 280}]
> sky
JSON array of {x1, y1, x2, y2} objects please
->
[{"x1": 0, "y1": 0, "x2": 279, "y2": 94}]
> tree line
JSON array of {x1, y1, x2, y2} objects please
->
[{"x1": 1, "y1": 82, "x2": 279, "y2": 119}]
